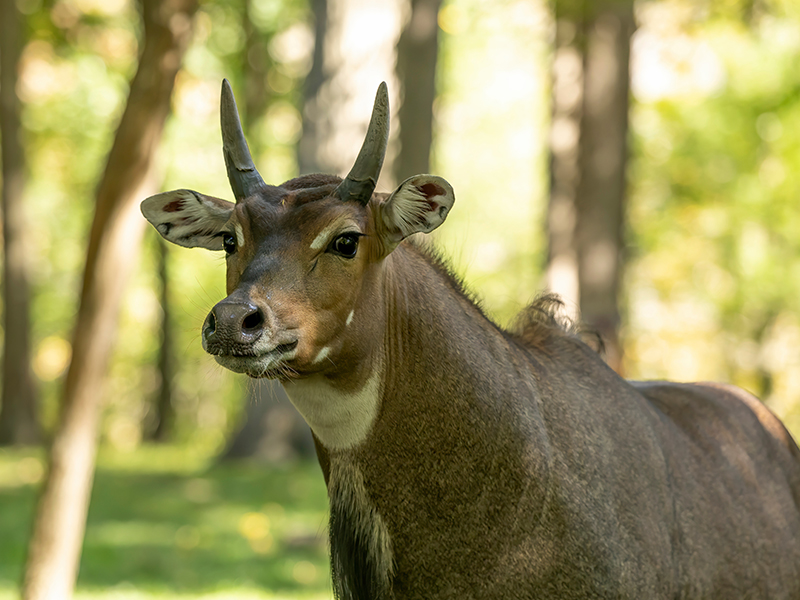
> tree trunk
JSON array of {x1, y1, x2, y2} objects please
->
[
  {"x1": 298, "y1": 0, "x2": 403, "y2": 189},
  {"x1": 242, "y1": 0, "x2": 272, "y2": 128},
  {"x1": 298, "y1": 0, "x2": 328, "y2": 175},
  {"x1": 0, "y1": 0, "x2": 40, "y2": 445},
  {"x1": 21, "y1": 0, "x2": 196, "y2": 597},
  {"x1": 393, "y1": 0, "x2": 442, "y2": 181},
  {"x1": 148, "y1": 238, "x2": 174, "y2": 441},
  {"x1": 221, "y1": 380, "x2": 315, "y2": 462},
  {"x1": 546, "y1": 0, "x2": 634, "y2": 373}
]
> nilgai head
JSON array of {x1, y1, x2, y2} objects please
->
[{"x1": 141, "y1": 80, "x2": 454, "y2": 381}]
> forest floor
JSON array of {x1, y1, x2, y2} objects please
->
[{"x1": 0, "y1": 445, "x2": 332, "y2": 599}]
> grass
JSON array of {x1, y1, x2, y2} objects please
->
[{"x1": 0, "y1": 445, "x2": 333, "y2": 599}]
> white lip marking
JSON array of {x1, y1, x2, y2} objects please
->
[
  {"x1": 213, "y1": 345, "x2": 297, "y2": 377},
  {"x1": 314, "y1": 346, "x2": 331, "y2": 364},
  {"x1": 234, "y1": 223, "x2": 244, "y2": 248},
  {"x1": 346, "y1": 311, "x2": 354, "y2": 326}
]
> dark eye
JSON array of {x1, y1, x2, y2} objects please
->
[
  {"x1": 330, "y1": 234, "x2": 359, "y2": 258},
  {"x1": 222, "y1": 233, "x2": 236, "y2": 255}
]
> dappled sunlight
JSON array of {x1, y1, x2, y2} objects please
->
[
  {"x1": 624, "y1": 1, "x2": 800, "y2": 429},
  {"x1": 33, "y1": 336, "x2": 72, "y2": 382},
  {"x1": 0, "y1": 448, "x2": 332, "y2": 599}
]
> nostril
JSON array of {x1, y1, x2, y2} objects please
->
[
  {"x1": 203, "y1": 311, "x2": 217, "y2": 343},
  {"x1": 242, "y1": 308, "x2": 264, "y2": 333}
]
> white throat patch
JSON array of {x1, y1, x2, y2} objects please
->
[{"x1": 282, "y1": 367, "x2": 382, "y2": 450}]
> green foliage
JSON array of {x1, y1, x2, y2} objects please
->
[
  {"x1": 19, "y1": 0, "x2": 142, "y2": 431},
  {"x1": 626, "y1": 0, "x2": 800, "y2": 432},
  {"x1": 435, "y1": 0, "x2": 552, "y2": 326},
  {"x1": 0, "y1": 446, "x2": 332, "y2": 599}
]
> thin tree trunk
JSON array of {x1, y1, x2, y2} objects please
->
[
  {"x1": 298, "y1": 0, "x2": 403, "y2": 188},
  {"x1": 393, "y1": 0, "x2": 442, "y2": 181},
  {"x1": 0, "y1": 0, "x2": 40, "y2": 445},
  {"x1": 149, "y1": 238, "x2": 174, "y2": 441},
  {"x1": 221, "y1": 380, "x2": 315, "y2": 462},
  {"x1": 546, "y1": 12, "x2": 584, "y2": 320},
  {"x1": 546, "y1": 0, "x2": 634, "y2": 373},
  {"x1": 21, "y1": 0, "x2": 196, "y2": 597},
  {"x1": 242, "y1": 0, "x2": 272, "y2": 128},
  {"x1": 298, "y1": 0, "x2": 329, "y2": 175},
  {"x1": 575, "y1": 0, "x2": 634, "y2": 373}
]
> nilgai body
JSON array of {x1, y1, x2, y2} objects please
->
[{"x1": 142, "y1": 81, "x2": 800, "y2": 599}]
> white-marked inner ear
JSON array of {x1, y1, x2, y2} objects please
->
[
  {"x1": 141, "y1": 189, "x2": 234, "y2": 251},
  {"x1": 381, "y1": 175, "x2": 455, "y2": 245}
]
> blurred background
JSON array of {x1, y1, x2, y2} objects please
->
[{"x1": 1, "y1": 0, "x2": 799, "y2": 598}]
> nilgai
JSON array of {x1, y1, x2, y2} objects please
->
[{"x1": 142, "y1": 80, "x2": 800, "y2": 599}]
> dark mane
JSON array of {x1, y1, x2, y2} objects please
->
[
  {"x1": 405, "y1": 239, "x2": 598, "y2": 353},
  {"x1": 511, "y1": 294, "x2": 605, "y2": 355}
]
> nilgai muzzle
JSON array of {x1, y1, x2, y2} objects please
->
[{"x1": 142, "y1": 80, "x2": 800, "y2": 599}]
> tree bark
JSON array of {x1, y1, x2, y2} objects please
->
[
  {"x1": 546, "y1": 0, "x2": 634, "y2": 373},
  {"x1": 0, "y1": 0, "x2": 40, "y2": 445},
  {"x1": 21, "y1": 0, "x2": 196, "y2": 597},
  {"x1": 393, "y1": 0, "x2": 442, "y2": 181}
]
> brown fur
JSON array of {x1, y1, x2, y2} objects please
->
[
  {"x1": 335, "y1": 244, "x2": 800, "y2": 598},
  {"x1": 145, "y1": 170, "x2": 800, "y2": 600}
]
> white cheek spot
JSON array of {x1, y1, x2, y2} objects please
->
[
  {"x1": 346, "y1": 311, "x2": 355, "y2": 327},
  {"x1": 314, "y1": 346, "x2": 331, "y2": 364},
  {"x1": 234, "y1": 223, "x2": 244, "y2": 248}
]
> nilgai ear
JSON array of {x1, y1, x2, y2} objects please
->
[
  {"x1": 380, "y1": 175, "x2": 455, "y2": 246},
  {"x1": 141, "y1": 189, "x2": 234, "y2": 251}
]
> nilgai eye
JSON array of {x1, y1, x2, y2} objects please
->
[
  {"x1": 222, "y1": 233, "x2": 236, "y2": 255},
  {"x1": 331, "y1": 234, "x2": 359, "y2": 258}
]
